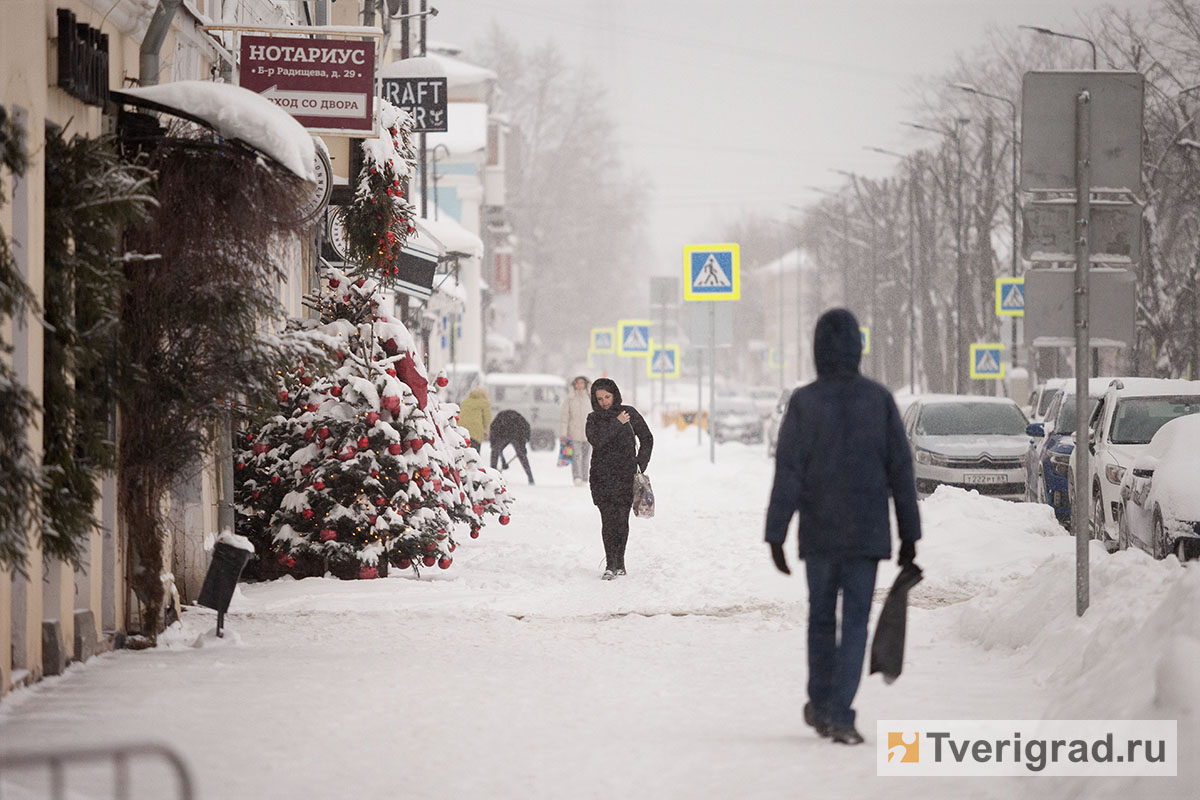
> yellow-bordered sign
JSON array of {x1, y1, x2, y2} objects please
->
[
  {"x1": 591, "y1": 327, "x2": 616, "y2": 353},
  {"x1": 969, "y1": 343, "x2": 1006, "y2": 379},
  {"x1": 860, "y1": 326, "x2": 871, "y2": 355},
  {"x1": 995, "y1": 277, "x2": 1025, "y2": 317},
  {"x1": 647, "y1": 342, "x2": 681, "y2": 378},
  {"x1": 683, "y1": 243, "x2": 741, "y2": 301},
  {"x1": 616, "y1": 319, "x2": 652, "y2": 357}
]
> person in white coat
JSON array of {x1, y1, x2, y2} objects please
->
[{"x1": 560, "y1": 375, "x2": 593, "y2": 486}]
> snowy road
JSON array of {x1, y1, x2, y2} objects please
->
[{"x1": 1, "y1": 425, "x2": 1196, "y2": 799}]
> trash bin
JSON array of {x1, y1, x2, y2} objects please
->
[{"x1": 197, "y1": 540, "x2": 253, "y2": 637}]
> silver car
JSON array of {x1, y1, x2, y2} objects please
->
[{"x1": 902, "y1": 394, "x2": 1030, "y2": 500}]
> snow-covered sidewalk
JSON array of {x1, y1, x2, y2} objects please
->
[{"x1": 1, "y1": 427, "x2": 1195, "y2": 799}]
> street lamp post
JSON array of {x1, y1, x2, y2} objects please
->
[
  {"x1": 905, "y1": 119, "x2": 969, "y2": 393},
  {"x1": 430, "y1": 143, "x2": 450, "y2": 221},
  {"x1": 864, "y1": 146, "x2": 921, "y2": 393},
  {"x1": 954, "y1": 83, "x2": 1021, "y2": 371},
  {"x1": 1019, "y1": 25, "x2": 1098, "y2": 69}
]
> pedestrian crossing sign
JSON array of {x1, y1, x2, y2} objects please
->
[
  {"x1": 970, "y1": 343, "x2": 1006, "y2": 379},
  {"x1": 647, "y1": 343, "x2": 681, "y2": 378},
  {"x1": 683, "y1": 243, "x2": 741, "y2": 301},
  {"x1": 591, "y1": 327, "x2": 616, "y2": 354},
  {"x1": 860, "y1": 326, "x2": 871, "y2": 355},
  {"x1": 617, "y1": 319, "x2": 652, "y2": 357},
  {"x1": 995, "y1": 277, "x2": 1025, "y2": 317}
]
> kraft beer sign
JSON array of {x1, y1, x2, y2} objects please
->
[
  {"x1": 378, "y1": 77, "x2": 448, "y2": 133},
  {"x1": 239, "y1": 36, "x2": 375, "y2": 134}
]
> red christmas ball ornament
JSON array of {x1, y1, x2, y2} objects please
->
[
  {"x1": 320, "y1": 529, "x2": 337, "y2": 541},
  {"x1": 307, "y1": 403, "x2": 320, "y2": 413},
  {"x1": 366, "y1": 412, "x2": 381, "y2": 426},
  {"x1": 355, "y1": 278, "x2": 366, "y2": 288},
  {"x1": 410, "y1": 439, "x2": 424, "y2": 452},
  {"x1": 328, "y1": 278, "x2": 340, "y2": 289},
  {"x1": 386, "y1": 368, "x2": 397, "y2": 377},
  {"x1": 419, "y1": 466, "x2": 432, "y2": 479},
  {"x1": 279, "y1": 390, "x2": 289, "y2": 403},
  {"x1": 422, "y1": 554, "x2": 437, "y2": 567},
  {"x1": 470, "y1": 528, "x2": 480, "y2": 539},
  {"x1": 438, "y1": 556, "x2": 452, "y2": 570},
  {"x1": 253, "y1": 443, "x2": 269, "y2": 455},
  {"x1": 375, "y1": 496, "x2": 388, "y2": 507},
  {"x1": 357, "y1": 436, "x2": 370, "y2": 450},
  {"x1": 388, "y1": 443, "x2": 403, "y2": 456},
  {"x1": 236, "y1": 462, "x2": 245, "y2": 471},
  {"x1": 304, "y1": 428, "x2": 315, "y2": 442},
  {"x1": 359, "y1": 566, "x2": 379, "y2": 580},
  {"x1": 397, "y1": 472, "x2": 409, "y2": 483},
  {"x1": 436, "y1": 375, "x2": 449, "y2": 388},
  {"x1": 270, "y1": 475, "x2": 281, "y2": 485},
  {"x1": 301, "y1": 375, "x2": 313, "y2": 386},
  {"x1": 313, "y1": 480, "x2": 326, "y2": 490},
  {"x1": 398, "y1": 557, "x2": 412, "y2": 569},
  {"x1": 499, "y1": 515, "x2": 511, "y2": 526},
  {"x1": 432, "y1": 479, "x2": 442, "y2": 492},
  {"x1": 302, "y1": 508, "x2": 314, "y2": 519},
  {"x1": 338, "y1": 447, "x2": 356, "y2": 461},
  {"x1": 252, "y1": 490, "x2": 261, "y2": 500},
  {"x1": 330, "y1": 386, "x2": 342, "y2": 397},
  {"x1": 342, "y1": 294, "x2": 352, "y2": 303},
  {"x1": 449, "y1": 542, "x2": 456, "y2": 552},
  {"x1": 301, "y1": 464, "x2": 314, "y2": 476},
  {"x1": 287, "y1": 557, "x2": 296, "y2": 567},
  {"x1": 368, "y1": 514, "x2": 377, "y2": 524},
  {"x1": 464, "y1": 436, "x2": 471, "y2": 446},
  {"x1": 425, "y1": 541, "x2": 438, "y2": 552},
  {"x1": 318, "y1": 427, "x2": 331, "y2": 440},
  {"x1": 472, "y1": 504, "x2": 483, "y2": 516}
]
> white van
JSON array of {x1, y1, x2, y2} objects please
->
[{"x1": 484, "y1": 373, "x2": 568, "y2": 450}]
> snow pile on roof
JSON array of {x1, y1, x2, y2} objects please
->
[
  {"x1": 757, "y1": 247, "x2": 813, "y2": 276},
  {"x1": 379, "y1": 54, "x2": 497, "y2": 96},
  {"x1": 416, "y1": 215, "x2": 483, "y2": 258},
  {"x1": 118, "y1": 81, "x2": 316, "y2": 181}
]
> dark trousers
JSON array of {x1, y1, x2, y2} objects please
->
[
  {"x1": 804, "y1": 555, "x2": 879, "y2": 729},
  {"x1": 491, "y1": 438, "x2": 533, "y2": 484},
  {"x1": 597, "y1": 499, "x2": 631, "y2": 571},
  {"x1": 469, "y1": 439, "x2": 482, "y2": 453}
]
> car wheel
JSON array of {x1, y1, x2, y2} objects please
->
[
  {"x1": 1174, "y1": 538, "x2": 1191, "y2": 563},
  {"x1": 1090, "y1": 490, "x2": 1106, "y2": 543},
  {"x1": 1116, "y1": 505, "x2": 1130, "y2": 551},
  {"x1": 1153, "y1": 508, "x2": 1167, "y2": 560}
]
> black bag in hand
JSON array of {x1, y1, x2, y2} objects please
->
[{"x1": 869, "y1": 562, "x2": 923, "y2": 684}]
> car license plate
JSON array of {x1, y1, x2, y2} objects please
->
[{"x1": 964, "y1": 472, "x2": 1004, "y2": 484}]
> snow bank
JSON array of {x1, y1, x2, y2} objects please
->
[{"x1": 957, "y1": 544, "x2": 1200, "y2": 798}]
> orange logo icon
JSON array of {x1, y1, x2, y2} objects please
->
[{"x1": 887, "y1": 732, "x2": 920, "y2": 763}]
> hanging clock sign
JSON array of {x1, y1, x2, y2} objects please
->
[
  {"x1": 296, "y1": 137, "x2": 334, "y2": 226},
  {"x1": 325, "y1": 205, "x2": 350, "y2": 262}
]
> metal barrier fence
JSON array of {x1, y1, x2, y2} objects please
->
[{"x1": 0, "y1": 743, "x2": 194, "y2": 800}]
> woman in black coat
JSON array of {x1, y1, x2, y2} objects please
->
[{"x1": 586, "y1": 378, "x2": 653, "y2": 579}]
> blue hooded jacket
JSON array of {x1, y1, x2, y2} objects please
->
[{"x1": 764, "y1": 309, "x2": 920, "y2": 558}]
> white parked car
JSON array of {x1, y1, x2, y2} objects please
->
[
  {"x1": 1072, "y1": 378, "x2": 1200, "y2": 547},
  {"x1": 1117, "y1": 414, "x2": 1200, "y2": 561},
  {"x1": 901, "y1": 394, "x2": 1030, "y2": 500}
]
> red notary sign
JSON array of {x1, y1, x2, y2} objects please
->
[{"x1": 239, "y1": 35, "x2": 375, "y2": 134}]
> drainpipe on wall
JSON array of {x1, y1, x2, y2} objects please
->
[{"x1": 139, "y1": 0, "x2": 183, "y2": 86}]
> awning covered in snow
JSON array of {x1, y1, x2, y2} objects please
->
[
  {"x1": 111, "y1": 81, "x2": 316, "y2": 181},
  {"x1": 392, "y1": 223, "x2": 442, "y2": 300},
  {"x1": 416, "y1": 215, "x2": 483, "y2": 258}
]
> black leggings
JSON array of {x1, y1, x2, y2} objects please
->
[
  {"x1": 597, "y1": 498, "x2": 632, "y2": 571},
  {"x1": 491, "y1": 438, "x2": 533, "y2": 483}
]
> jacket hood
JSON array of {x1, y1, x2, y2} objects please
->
[
  {"x1": 590, "y1": 377, "x2": 623, "y2": 412},
  {"x1": 572, "y1": 375, "x2": 590, "y2": 390},
  {"x1": 813, "y1": 308, "x2": 862, "y2": 378},
  {"x1": 466, "y1": 387, "x2": 488, "y2": 400}
]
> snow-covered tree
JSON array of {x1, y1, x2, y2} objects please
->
[{"x1": 236, "y1": 267, "x2": 513, "y2": 580}]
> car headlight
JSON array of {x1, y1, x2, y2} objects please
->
[
  {"x1": 1050, "y1": 451, "x2": 1071, "y2": 477},
  {"x1": 915, "y1": 447, "x2": 948, "y2": 467},
  {"x1": 1105, "y1": 463, "x2": 1126, "y2": 485}
]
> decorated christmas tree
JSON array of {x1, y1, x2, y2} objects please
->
[{"x1": 235, "y1": 267, "x2": 513, "y2": 579}]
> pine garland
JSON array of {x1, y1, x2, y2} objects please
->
[
  {"x1": 41, "y1": 130, "x2": 156, "y2": 566},
  {"x1": 0, "y1": 106, "x2": 41, "y2": 575},
  {"x1": 340, "y1": 99, "x2": 418, "y2": 284}
]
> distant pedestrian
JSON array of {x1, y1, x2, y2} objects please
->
[
  {"x1": 764, "y1": 308, "x2": 921, "y2": 745},
  {"x1": 587, "y1": 378, "x2": 653, "y2": 580},
  {"x1": 490, "y1": 409, "x2": 535, "y2": 484},
  {"x1": 560, "y1": 375, "x2": 592, "y2": 486},
  {"x1": 459, "y1": 387, "x2": 491, "y2": 453}
]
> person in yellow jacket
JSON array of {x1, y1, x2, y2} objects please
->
[{"x1": 459, "y1": 387, "x2": 492, "y2": 452}]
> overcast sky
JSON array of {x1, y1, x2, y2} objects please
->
[{"x1": 435, "y1": 0, "x2": 1152, "y2": 272}]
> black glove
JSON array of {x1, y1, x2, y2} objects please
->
[
  {"x1": 898, "y1": 540, "x2": 916, "y2": 567},
  {"x1": 770, "y1": 542, "x2": 791, "y2": 575}
]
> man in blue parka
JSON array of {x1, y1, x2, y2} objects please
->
[{"x1": 764, "y1": 308, "x2": 921, "y2": 745}]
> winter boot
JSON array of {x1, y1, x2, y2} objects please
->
[
  {"x1": 829, "y1": 726, "x2": 864, "y2": 745},
  {"x1": 602, "y1": 569, "x2": 616, "y2": 580},
  {"x1": 804, "y1": 702, "x2": 830, "y2": 737}
]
